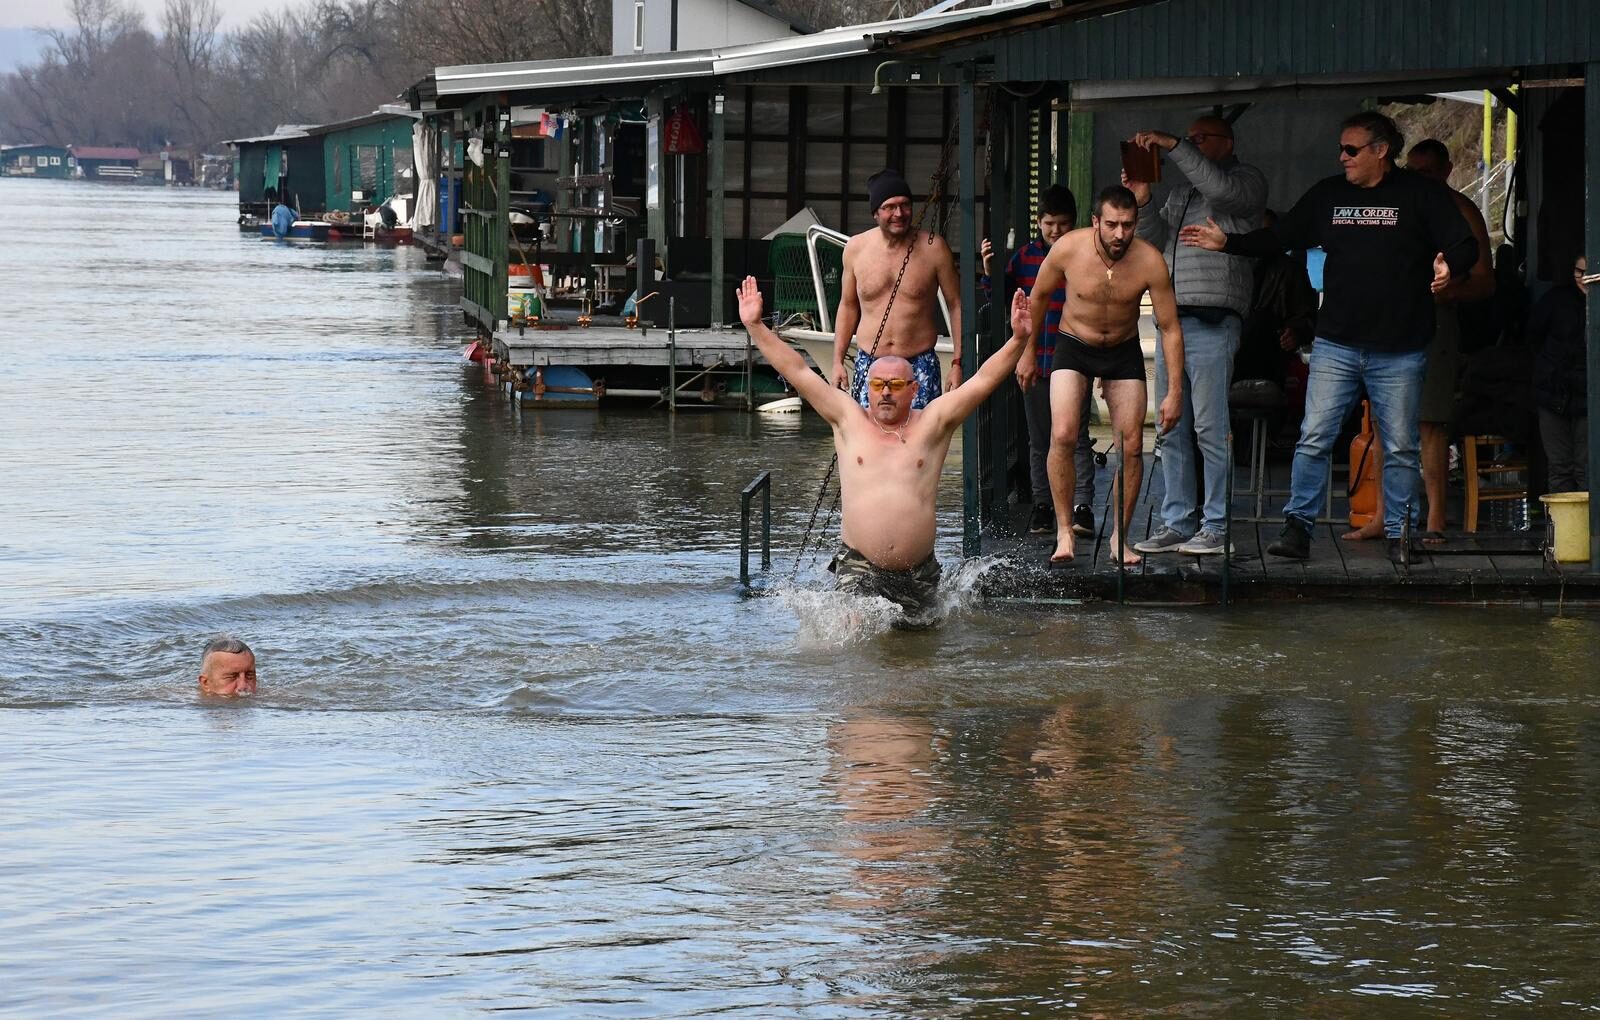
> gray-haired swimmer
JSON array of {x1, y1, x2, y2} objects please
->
[{"x1": 198, "y1": 636, "x2": 257, "y2": 698}]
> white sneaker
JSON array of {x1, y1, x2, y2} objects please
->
[
  {"x1": 1133, "y1": 527, "x2": 1188, "y2": 554},
  {"x1": 1178, "y1": 531, "x2": 1233, "y2": 555}
]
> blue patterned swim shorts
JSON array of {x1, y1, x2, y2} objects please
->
[{"x1": 851, "y1": 348, "x2": 943, "y2": 409}]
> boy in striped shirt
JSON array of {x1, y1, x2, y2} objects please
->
[{"x1": 983, "y1": 185, "x2": 1095, "y2": 537}]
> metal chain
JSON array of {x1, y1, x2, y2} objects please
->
[{"x1": 789, "y1": 106, "x2": 972, "y2": 577}]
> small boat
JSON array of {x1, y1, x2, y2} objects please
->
[{"x1": 260, "y1": 220, "x2": 332, "y2": 241}]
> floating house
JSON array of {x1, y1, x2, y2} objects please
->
[
  {"x1": 1, "y1": 144, "x2": 73, "y2": 178},
  {"x1": 419, "y1": 0, "x2": 1027, "y2": 408},
  {"x1": 226, "y1": 107, "x2": 420, "y2": 227},
  {"x1": 71, "y1": 146, "x2": 142, "y2": 180},
  {"x1": 138, "y1": 147, "x2": 196, "y2": 185},
  {"x1": 430, "y1": 0, "x2": 1600, "y2": 584}
]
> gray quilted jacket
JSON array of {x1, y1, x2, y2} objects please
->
[{"x1": 1136, "y1": 141, "x2": 1268, "y2": 316}]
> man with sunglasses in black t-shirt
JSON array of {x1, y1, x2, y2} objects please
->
[{"x1": 1182, "y1": 111, "x2": 1477, "y2": 565}]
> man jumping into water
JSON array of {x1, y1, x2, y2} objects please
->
[
  {"x1": 1018, "y1": 185, "x2": 1183, "y2": 566},
  {"x1": 830, "y1": 169, "x2": 964, "y2": 406},
  {"x1": 742, "y1": 277, "x2": 1030, "y2": 627}
]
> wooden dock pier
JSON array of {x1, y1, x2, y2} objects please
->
[
  {"x1": 488, "y1": 314, "x2": 796, "y2": 409},
  {"x1": 975, "y1": 445, "x2": 1600, "y2": 607}
]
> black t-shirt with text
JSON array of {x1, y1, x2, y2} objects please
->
[{"x1": 1224, "y1": 167, "x2": 1478, "y2": 352}]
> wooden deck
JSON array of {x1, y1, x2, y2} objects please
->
[
  {"x1": 492, "y1": 317, "x2": 761, "y2": 369},
  {"x1": 976, "y1": 446, "x2": 1600, "y2": 606}
]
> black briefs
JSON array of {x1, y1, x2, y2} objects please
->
[{"x1": 1050, "y1": 330, "x2": 1145, "y2": 381}]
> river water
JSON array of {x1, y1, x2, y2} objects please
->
[{"x1": 2, "y1": 181, "x2": 1598, "y2": 1017}]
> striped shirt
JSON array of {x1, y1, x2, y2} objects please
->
[{"x1": 985, "y1": 237, "x2": 1063, "y2": 374}]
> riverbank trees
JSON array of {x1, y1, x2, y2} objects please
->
[{"x1": 0, "y1": 0, "x2": 923, "y2": 151}]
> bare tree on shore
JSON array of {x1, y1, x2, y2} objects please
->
[{"x1": 0, "y1": 0, "x2": 946, "y2": 151}]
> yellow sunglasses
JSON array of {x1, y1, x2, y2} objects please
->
[{"x1": 866, "y1": 377, "x2": 914, "y2": 393}]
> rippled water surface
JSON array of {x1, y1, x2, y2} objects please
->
[{"x1": 3, "y1": 181, "x2": 1600, "y2": 1017}]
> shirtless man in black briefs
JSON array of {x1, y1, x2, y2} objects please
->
[{"x1": 1018, "y1": 185, "x2": 1183, "y2": 565}]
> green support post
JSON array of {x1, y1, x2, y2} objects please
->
[
  {"x1": 960, "y1": 75, "x2": 980, "y2": 559},
  {"x1": 1067, "y1": 107, "x2": 1094, "y2": 219},
  {"x1": 985, "y1": 97, "x2": 1011, "y2": 522},
  {"x1": 1587, "y1": 63, "x2": 1600, "y2": 570},
  {"x1": 711, "y1": 90, "x2": 727, "y2": 330},
  {"x1": 495, "y1": 104, "x2": 510, "y2": 329}
]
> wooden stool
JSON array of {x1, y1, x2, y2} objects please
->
[{"x1": 1462, "y1": 434, "x2": 1528, "y2": 532}]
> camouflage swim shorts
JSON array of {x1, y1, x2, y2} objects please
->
[
  {"x1": 829, "y1": 543, "x2": 944, "y2": 629},
  {"x1": 851, "y1": 348, "x2": 943, "y2": 410}
]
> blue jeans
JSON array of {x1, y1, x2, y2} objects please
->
[
  {"x1": 1154, "y1": 314, "x2": 1240, "y2": 536},
  {"x1": 1286, "y1": 338, "x2": 1427, "y2": 539}
]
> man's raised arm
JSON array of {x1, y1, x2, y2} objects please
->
[
  {"x1": 740, "y1": 277, "x2": 856, "y2": 424},
  {"x1": 925, "y1": 289, "x2": 1031, "y2": 435}
]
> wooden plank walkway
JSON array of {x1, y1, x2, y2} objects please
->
[
  {"x1": 493, "y1": 317, "x2": 761, "y2": 369},
  {"x1": 976, "y1": 446, "x2": 1600, "y2": 606}
]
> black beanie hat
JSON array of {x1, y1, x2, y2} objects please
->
[{"x1": 867, "y1": 169, "x2": 912, "y2": 214}]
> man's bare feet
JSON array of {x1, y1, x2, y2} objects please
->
[
  {"x1": 1342, "y1": 520, "x2": 1383, "y2": 541},
  {"x1": 1108, "y1": 533, "x2": 1143, "y2": 565},
  {"x1": 1050, "y1": 532, "x2": 1076, "y2": 564}
]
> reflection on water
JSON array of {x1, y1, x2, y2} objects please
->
[{"x1": 2, "y1": 182, "x2": 1599, "y2": 1016}]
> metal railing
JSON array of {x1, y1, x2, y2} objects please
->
[
  {"x1": 740, "y1": 470, "x2": 773, "y2": 586},
  {"x1": 803, "y1": 222, "x2": 953, "y2": 337}
]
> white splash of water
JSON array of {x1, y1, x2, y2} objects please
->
[
  {"x1": 767, "y1": 554, "x2": 1008, "y2": 647},
  {"x1": 773, "y1": 584, "x2": 903, "y2": 649}
]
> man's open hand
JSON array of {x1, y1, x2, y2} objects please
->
[
  {"x1": 1179, "y1": 216, "x2": 1226, "y2": 251},
  {"x1": 737, "y1": 276, "x2": 764, "y2": 328},
  {"x1": 1009, "y1": 287, "x2": 1032, "y2": 342}
]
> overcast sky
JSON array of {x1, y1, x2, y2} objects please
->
[{"x1": 1, "y1": 0, "x2": 283, "y2": 29}]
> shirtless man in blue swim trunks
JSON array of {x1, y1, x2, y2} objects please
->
[
  {"x1": 830, "y1": 169, "x2": 963, "y2": 408},
  {"x1": 1019, "y1": 185, "x2": 1184, "y2": 566}
]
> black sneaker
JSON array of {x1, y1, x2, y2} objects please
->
[
  {"x1": 1028, "y1": 503, "x2": 1055, "y2": 535},
  {"x1": 1071, "y1": 504, "x2": 1095, "y2": 538},
  {"x1": 1266, "y1": 519, "x2": 1311, "y2": 560}
]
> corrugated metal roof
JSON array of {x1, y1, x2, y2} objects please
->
[
  {"x1": 223, "y1": 125, "x2": 314, "y2": 146},
  {"x1": 223, "y1": 108, "x2": 418, "y2": 147},
  {"x1": 71, "y1": 146, "x2": 141, "y2": 160},
  {"x1": 944, "y1": 0, "x2": 1600, "y2": 84},
  {"x1": 434, "y1": 0, "x2": 1055, "y2": 96}
]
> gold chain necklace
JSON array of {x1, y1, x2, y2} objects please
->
[{"x1": 872, "y1": 415, "x2": 907, "y2": 444}]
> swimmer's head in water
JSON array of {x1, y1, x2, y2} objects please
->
[
  {"x1": 199, "y1": 636, "x2": 257, "y2": 698},
  {"x1": 866, "y1": 356, "x2": 916, "y2": 425},
  {"x1": 1091, "y1": 185, "x2": 1139, "y2": 262}
]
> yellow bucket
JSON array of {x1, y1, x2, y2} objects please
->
[{"x1": 1540, "y1": 491, "x2": 1591, "y2": 563}]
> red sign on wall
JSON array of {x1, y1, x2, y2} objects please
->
[{"x1": 663, "y1": 104, "x2": 704, "y2": 155}]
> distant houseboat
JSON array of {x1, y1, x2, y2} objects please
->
[
  {"x1": 71, "y1": 146, "x2": 143, "y2": 181},
  {"x1": 225, "y1": 107, "x2": 420, "y2": 233},
  {"x1": 1, "y1": 144, "x2": 73, "y2": 178}
]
